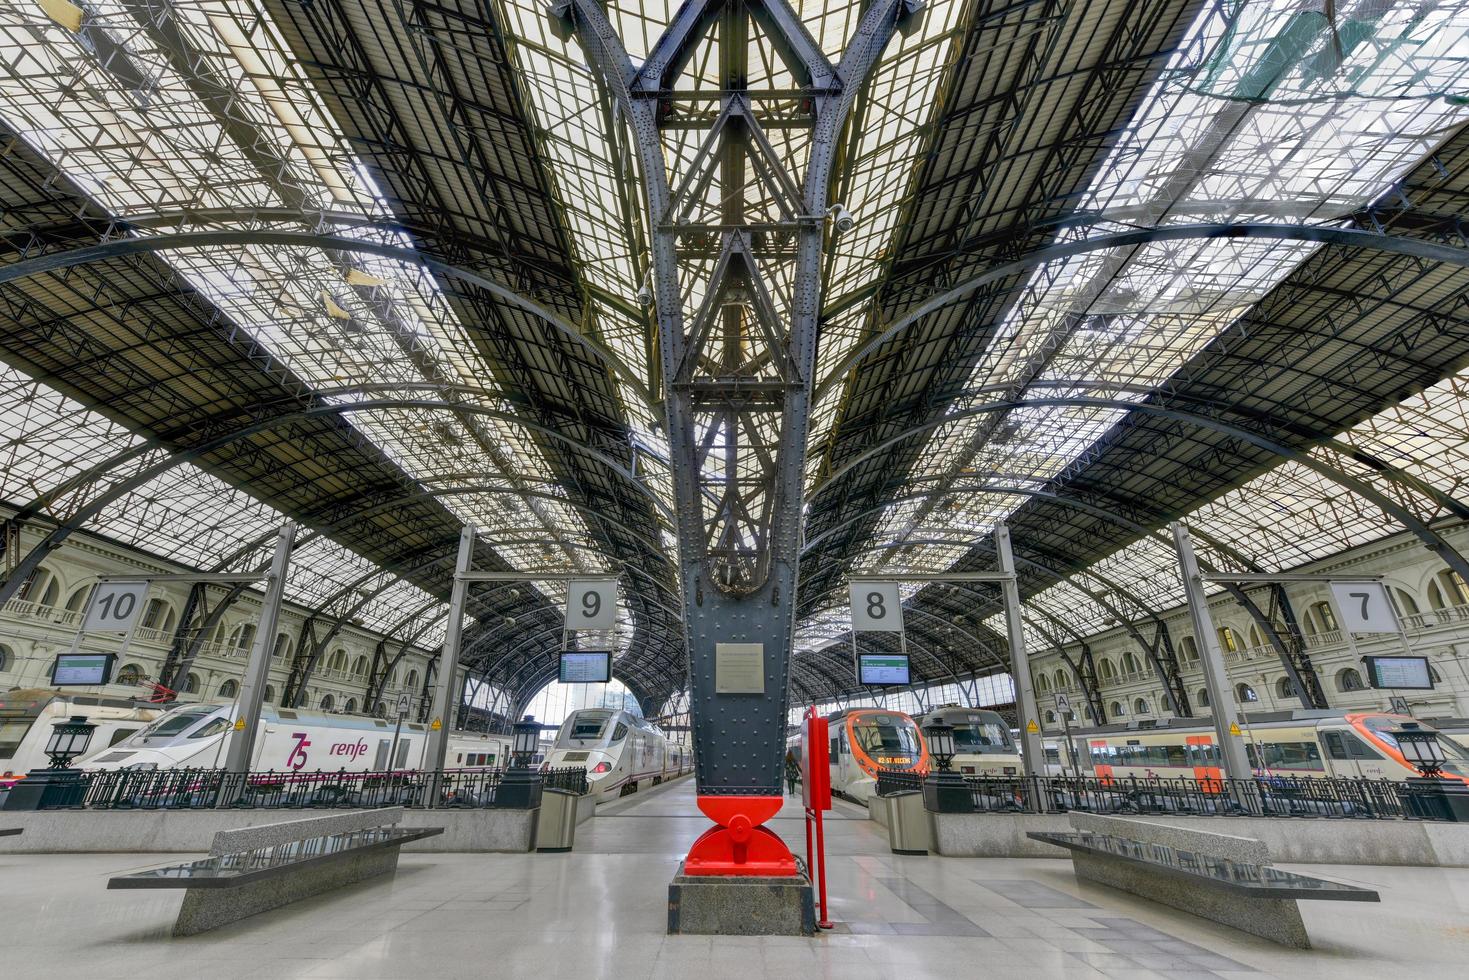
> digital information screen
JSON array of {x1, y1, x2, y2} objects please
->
[
  {"x1": 858, "y1": 653, "x2": 910, "y2": 686},
  {"x1": 559, "y1": 650, "x2": 612, "y2": 684},
  {"x1": 51, "y1": 652, "x2": 116, "y2": 686},
  {"x1": 1364, "y1": 656, "x2": 1434, "y2": 690}
]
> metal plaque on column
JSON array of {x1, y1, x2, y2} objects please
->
[
  {"x1": 565, "y1": 579, "x2": 618, "y2": 630},
  {"x1": 848, "y1": 581, "x2": 903, "y2": 632}
]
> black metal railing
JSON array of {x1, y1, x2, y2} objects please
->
[
  {"x1": 874, "y1": 769, "x2": 925, "y2": 797},
  {"x1": 45, "y1": 765, "x2": 591, "y2": 811},
  {"x1": 955, "y1": 773, "x2": 1448, "y2": 820}
]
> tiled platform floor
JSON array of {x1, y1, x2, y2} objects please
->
[{"x1": 2, "y1": 777, "x2": 1468, "y2": 978}]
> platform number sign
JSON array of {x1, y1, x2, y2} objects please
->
[
  {"x1": 565, "y1": 579, "x2": 618, "y2": 631},
  {"x1": 849, "y1": 581, "x2": 904, "y2": 632},
  {"x1": 1328, "y1": 580, "x2": 1399, "y2": 634},
  {"x1": 82, "y1": 580, "x2": 150, "y2": 633}
]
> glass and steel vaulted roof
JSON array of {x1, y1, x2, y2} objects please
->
[{"x1": 0, "y1": 0, "x2": 1467, "y2": 704}]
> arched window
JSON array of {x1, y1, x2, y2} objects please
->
[
  {"x1": 1179, "y1": 636, "x2": 1199, "y2": 664},
  {"x1": 1429, "y1": 663, "x2": 1442, "y2": 684},
  {"x1": 1311, "y1": 602, "x2": 1338, "y2": 633},
  {"x1": 1109, "y1": 700, "x2": 1125, "y2": 718},
  {"x1": 320, "y1": 694, "x2": 335, "y2": 711},
  {"x1": 374, "y1": 701, "x2": 386, "y2": 717},
  {"x1": 1275, "y1": 676, "x2": 1297, "y2": 700},
  {"x1": 64, "y1": 584, "x2": 94, "y2": 613},
  {"x1": 1429, "y1": 570, "x2": 1469, "y2": 609},
  {"x1": 1098, "y1": 659, "x2": 1117, "y2": 680},
  {"x1": 1391, "y1": 588, "x2": 1421, "y2": 617},
  {"x1": 1235, "y1": 683, "x2": 1258, "y2": 703},
  {"x1": 1035, "y1": 673, "x2": 1051, "y2": 693},
  {"x1": 1120, "y1": 652, "x2": 1140, "y2": 674},
  {"x1": 228, "y1": 624, "x2": 257, "y2": 653},
  {"x1": 272, "y1": 633, "x2": 293, "y2": 659},
  {"x1": 219, "y1": 680, "x2": 239, "y2": 699},
  {"x1": 185, "y1": 673, "x2": 201, "y2": 694},
  {"x1": 116, "y1": 663, "x2": 144, "y2": 686},
  {"x1": 1133, "y1": 698, "x2": 1149, "y2": 715},
  {"x1": 0, "y1": 643, "x2": 12, "y2": 672},
  {"x1": 406, "y1": 669, "x2": 420, "y2": 690},
  {"x1": 328, "y1": 649, "x2": 348, "y2": 673},
  {"x1": 1216, "y1": 627, "x2": 1242, "y2": 653},
  {"x1": 1044, "y1": 710, "x2": 1056, "y2": 724},
  {"x1": 263, "y1": 685, "x2": 275, "y2": 703},
  {"x1": 351, "y1": 656, "x2": 369, "y2": 677},
  {"x1": 344, "y1": 698, "x2": 358, "y2": 714},
  {"x1": 1337, "y1": 668, "x2": 1365, "y2": 692},
  {"x1": 19, "y1": 566, "x2": 61, "y2": 606},
  {"x1": 142, "y1": 598, "x2": 177, "y2": 633},
  {"x1": 1248, "y1": 624, "x2": 1263, "y2": 649},
  {"x1": 1197, "y1": 688, "x2": 1210, "y2": 708}
]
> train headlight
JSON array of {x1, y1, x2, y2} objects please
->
[{"x1": 591, "y1": 762, "x2": 611, "y2": 774}]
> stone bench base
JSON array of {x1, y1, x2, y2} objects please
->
[{"x1": 174, "y1": 843, "x2": 401, "y2": 936}]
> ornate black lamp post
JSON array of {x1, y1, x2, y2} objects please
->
[
  {"x1": 1392, "y1": 722, "x2": 1469, "y2": 822},
  {"x1": 920, "y1": 722, "x2": 971, "y2": 813},
  {"x1": 495, "y1": 715, "x2": 544, "y2": 810},
  {"x1": 2, "y1": 715, "x2": 97, "y2": 811}
]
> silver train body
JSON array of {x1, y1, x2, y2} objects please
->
[
  {"x1": 913, "y1": 705, "x2": 1022, "y2": 776},
  {"x1": 74, "y1": 699, "x2": 509, "y2": 774},
  {"x1": 2, "y1": 689, "x2": 165, "y2": 789},
  {"x1": 541, "y1": 708, "x2": 689, "y2": 802}
]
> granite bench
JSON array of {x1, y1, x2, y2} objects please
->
[
  {"x1": 108, "y1": 807, "x2": 442, "y2": 935},
  {"x1": 1028, "y1": 812, "x2": 1378, "y2": 948}
]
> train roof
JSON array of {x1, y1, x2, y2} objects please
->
[
  {"x1": 1044, "y1": 709, "x2": 1413, "y2": 739},
  {"x1": 824, "y1": 707, "x2": 916, "y2": 724},
  {"x1": 0, "y1": 688, "x2": 161, "y2": 712}
]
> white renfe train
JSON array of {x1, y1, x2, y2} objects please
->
[
  {"x1": 913, "y1": 705, "x2": 1022, "y2": 776},
  {"x1": 1, "y1": 688, "x2": 166, "y2": 789},
  {"x1": 73, "y1": 699, "x2": 512, "y2": 774},
  {"x1": 541, "y1": 707, "x2": 689, "y2": 802}
]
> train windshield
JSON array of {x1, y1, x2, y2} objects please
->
[
  {"x1": 951, "y1": 717, "x2": 1012, "y2": 753},
  {"x1": 560, "y1": 711, "x2": 612, "y2": 743},
  {"x1": 1361, "y1": 717, "x2": 1469, "y2": 776},
  {"x1": 136, "y1": 708, "x2": 215, "y2": 740},
  {"x1": 852, "y1": 713, "x2": 921, "y2": 762}
]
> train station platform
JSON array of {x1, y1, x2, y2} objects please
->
[{"x1": 1, "y1": 779, "x2": 1467, "y2": 979}]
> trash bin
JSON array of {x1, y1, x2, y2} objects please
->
[
  {"x1": 535, "y1": 787, "x2": 580, "y2": 852},
  {"x1": 883, "y1": 790, "x2": 932, "y2": 855}
]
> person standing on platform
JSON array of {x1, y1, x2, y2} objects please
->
[{"x1": 785, "y1": 751, "x2": 800, "y2": 796}]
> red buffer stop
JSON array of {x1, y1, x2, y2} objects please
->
[{"x1": 683, "y1": 795, "x2": 798, "y2": 876}]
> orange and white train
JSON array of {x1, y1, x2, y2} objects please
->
[
  {"x1": 821, "y1": 708, "x2": 930, "y2": 804},
  {"x1": 1067, "y1": 711, "x2": 1469, "y2": 785}
]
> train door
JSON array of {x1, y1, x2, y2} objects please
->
[
  {"x1": 395, "y1": 738, "x2": 412, "y2": 769},
  {"x1": 1186, "y1": 735, "x2": 1224, "y2": 792},
  {"x1": 375, "y1": 740, "x2": 390, "y2": 771},
  {"x1": 830, "y1": 725, "x2": 845, "y2": 790},
  {"x1": 1089, "y1": 740, "x2": 1113, "y2": 785},
  {"x1": 1321, "y1": 729, "x2": 1386, "y2": 779}
]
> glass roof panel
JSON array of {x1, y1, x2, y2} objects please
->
[
  {"x1": 0, "y1": 1, "x2": 609, "y2": 595},
  {"x1": 856, "y1": 0, "x2": 1469, "y2": 570}
]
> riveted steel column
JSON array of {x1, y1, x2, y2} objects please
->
[
  {"x1": 222, "y1": 523, "x2": 296, "y2": 776},
  {"x1": 425, "y1": 524, "x2": 476, "y2": 781},
  {"x1": 1172, "y1": 522, "x2": 1252, "y2": 784},
  {"x1": 995, "y1": 523, "x2": 1044, "y2": 782}
]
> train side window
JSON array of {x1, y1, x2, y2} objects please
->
[
  {"x1": 829, "y1": 737, "x2": 839, "y2": 756},
  {"x1": 1323, "y1": 730, "x2": 1375, "y2": 760},
  {"x1": 108, "y1": 728, "x2": 140, "y2": 747},
  {"x1": 612, "y1": 723, "x2": 628, "y2": 742},
  {"x1": 1165, "y1": 745, "x2": 1188, "y2": 768},
  {"x1": 188, "y1": 718, "x2": 231, "y2": 739}
]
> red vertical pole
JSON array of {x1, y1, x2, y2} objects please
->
[{"x1": 814, "y1": 805, "x2": 831, "y2": 929}]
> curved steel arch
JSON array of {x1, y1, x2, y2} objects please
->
[
  {"x1": 805, "y1": 394, "x2": 1469, "y2": 582},
  {"x1": 0, "y1": 230, "x2": 657, "y2": 406},
  {"x1": 0, "y1": 397, "x2": 676, "y2": 607},
  {"x1": 814, "y1": 223, "x2": 1469, "y2": 402}
]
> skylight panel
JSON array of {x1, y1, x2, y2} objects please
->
[{"x1": 0, "y1": 2, "x2": 605, "y2": 594}]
